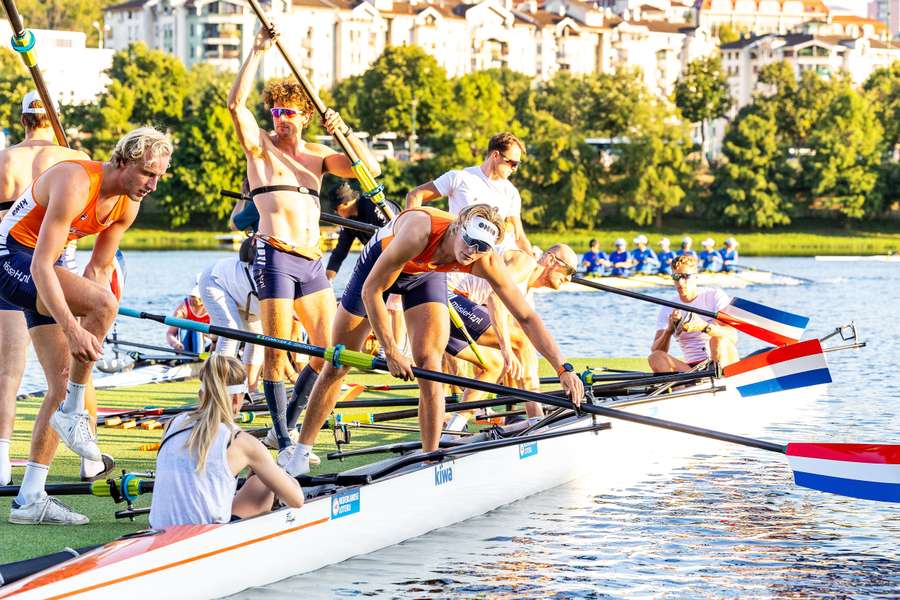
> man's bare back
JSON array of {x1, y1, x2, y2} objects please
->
[{"x1": 0, "y1": 140, "x2": 88, "y2": 212}]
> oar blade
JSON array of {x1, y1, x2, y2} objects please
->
[
  {"x1": 723, "y1": 339, "x2": 831, "y2": 398},
  {"x1": 786, "y1": 443, "x2": 900, "y2": 503},
  {"x1": 717, "y1": 297, "x2": 809, "y2": 346}
]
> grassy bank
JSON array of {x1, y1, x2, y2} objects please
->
[
  {"x1": 79, "y1": 226, "x2": 900, "y2": 256},
  {"x1": 1, "y1": 356, "x2": 644, "y2": 564}
]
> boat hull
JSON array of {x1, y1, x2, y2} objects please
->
[{"x1": 542, "y1": 269, "x2": 799, "y2": 293}]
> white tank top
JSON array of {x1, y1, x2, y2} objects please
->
[
  {"x1": 208, "y1": 256, "x2": 259, "y2": 318},
  {"x1": 149, "y1": 413, "x2": 239, "y2": 528},
  {"x1": 447, "y1": 272, "x2": 534, "y2": 308}
]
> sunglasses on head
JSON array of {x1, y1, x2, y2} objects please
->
[
  {"x1": 499, "y1": 153, "x2": 520, "y2": 169},
  {"x1": 461, "y1": 231, "x2": 493, "y2": 254},
  {"x1": 270, "y1": 107, "x2": 301, "y2": 119},
  {"x1": 549, "y1": 253, "x2": 576, "y2": 277},
  {"x1": 671, "y1": 272, "x2": 695, "y2": 281}
]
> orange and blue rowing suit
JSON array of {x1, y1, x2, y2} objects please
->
[
  {"x1": 341, "y1": 207, "x2": 473, "y2": 317},
  {"x1": 0, "y1": 160, "x2": 129, "y2": 328}
]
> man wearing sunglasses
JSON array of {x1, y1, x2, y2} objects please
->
[
  {"x1": 445, "y1": 243, "x2": 579, "y2": 423},
  {"x1": 228, "y1": 26, "x2": 382, "y2": 466},
  {"x1": 284, "y1": 204, "x2": 583, "y2": 475},
  {"x1": 648, "y1": 254, "x2": 738, "y2": 373},
  {"x1": 405, "y1": 132, "x2": 531, "y2": 253}
]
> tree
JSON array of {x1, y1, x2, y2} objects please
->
[
  {"x1": 717, "y1": 23, "x2": 741, "y2": 45},
  {"x1": 11, "y1": 0, "x2": 120, "y2": 46},
  {"x1": 710, "y1": 105, "x2": 789, "y2": 228},
  {"x1": 863, "y1": 61, "x2": 900, "y2": 155},
  {"x1": 802, "y1": 86, "x2": 883, "y2": 221},
  {"x1": 106, "y1": 43, "x2": 189, "y2": 130},
  {"x1": 674, "y1": 55, "x2": 732, "y2": 157},
  {"x1": 357, "y1": 46, "x2": 453, "y2": 145},
  {"x1": 0, "y1": 49, "x2": 31, "y2": 143}
]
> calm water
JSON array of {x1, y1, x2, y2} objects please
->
[{"x1": 21, "y1": 253, "x2": 900, "y2": 597}]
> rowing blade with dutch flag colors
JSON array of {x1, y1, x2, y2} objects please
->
[
  {"x1": 571, "y1": 276, "x2": 809, "y2": 346},
  {"x1": 722, "y1": 338, "x2": 832, "y2": 397},
  {"x1": 117, "y1": 306, "x2": 899, "y2": 504}
]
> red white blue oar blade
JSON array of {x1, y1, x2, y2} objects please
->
[
  {"x1": 717, "y1": 297, "x2": 809, "y2": 346},
  {"x1": 786, "y1": 443, "x2": 900, "y2": 503},
  {"x1": 723, "y1": 339, "x2": 831, "y2": 398}
]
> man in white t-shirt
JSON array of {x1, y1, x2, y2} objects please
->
[
  {"x1": 405, "y1": 132, "x2": 530, "y2": 252},
  {"x1": 648, "y1": 254, "x2": 738, "y2": 372}
]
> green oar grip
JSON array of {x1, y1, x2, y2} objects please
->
[{"x1": 324, "y1": 345, "x2": 377, "y2": 371}]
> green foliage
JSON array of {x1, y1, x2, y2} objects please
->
[
  {"x1": 107, "y1": 43, "x2": 189, "y2": 130},
  {"x1": 13, "y1": 0, "x2": 119, "y2": 46},
  {"x1": 710, "y1": 105, "x2": 789, "y2": 228},
  {"x1": 716, "y1": 23, "x2": 741, "y2": 45},
  {"x1": 674, "y1": 55, "x2": 731, "y2": 153},
  {"x1": 864, "y1": 61, "x2": 900, "y2": 152},
  {"x1": 0, "y1": 49, "x2": 31, "y2": 143}
]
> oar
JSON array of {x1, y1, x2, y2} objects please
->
[
  {"x1": 243, "y1": 0, "x2": 395, "y2": 222},
  {"x1": 222, "y1": 190, "x2": 380, "y2": 235},
  {"x1": 571, "y1": 275, "x2": 809, "y2": 346},
  {"x1": 447, "y1": 303, "x2": 488, "y2": 368},
  {"x1": 1, "y1": 0, "x2": 68, "y2": 147},
  {"x1": 119, "y1": 307, "x2": 898, "y2": 503},
  {"x1": 104, "y1": 337, "x2": 203, "y2": 359},
  {"x1": 0, "y1": 477, "x2": 152, "y2": 499},
  {"x1": 732, "y1": 264, "x2": 815, "y2": 285}
]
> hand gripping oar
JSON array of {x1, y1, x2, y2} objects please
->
[
  {"x1": 118, "y1": 307, "x2": 899, "y2": 503},
  {"x1": 571, "y1": 275, "x2": 809, "y2": 346},
  {"x1": 243, "y1": 0, "x2": 394, "y2": 222},
  {"x1": 1, "y1": 0, "x2": 68, "y2": 147}
]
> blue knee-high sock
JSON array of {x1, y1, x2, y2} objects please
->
[
  {"x1": 263, "y1": 380, "x2": 291, "y2": 449},
  {"x1": 286, "y1": 365, "x2": 318, "y2": 429}
]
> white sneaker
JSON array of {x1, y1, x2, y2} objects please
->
[
  {"x1": 9, "y1": 493, "x2": 89, "y2": 525},
  {"x1": 276, "y1": 444, "x2": 319, "y2": 472},
  {"x1": 51, "y1": 410, "x2": 101, "y2": 462},
  {"x1": 261, "y1": 428, "x2": 299, "y2": 450},
  {"x1": 283, "y1": 446, "x2": 311, "y2": 477},
  {"x1": 80, "y1": 453, "x2": 116, "y2": 482}
]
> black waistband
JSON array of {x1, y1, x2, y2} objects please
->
[
  {"x1": 0, "y1": 201, "x2": 14, "y2": 211},
  {"x1": 249, "y1": 185, "x2": 319, "y2": 199}
]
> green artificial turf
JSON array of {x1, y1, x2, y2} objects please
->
[{"x1": 0, "y1": 357, "x2": 646, "y2": 564}]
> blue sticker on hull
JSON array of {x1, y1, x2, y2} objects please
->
[
  {"x1": 331, "y1": 487, "x2": 361, "y2": 519},
  {"x1": 519, "y1": 441, "x2": 538, "y2": 459}
]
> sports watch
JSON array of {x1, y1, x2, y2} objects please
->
[{"x1": 556, "y1": 362, "x2": 575, "y2": 376}]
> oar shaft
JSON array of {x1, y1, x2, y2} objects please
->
[
  {"x1": 222, "y1": 190, "x2": 380, "y2": 235},
  {"x1": 105, "y1": 337, "x2": 200, "y2": 358},
  {"x1": 119, "y1": 308, "x2": 787, "y2": 455},
  {"x1": 572, "y1": 276, "x2": 718, "y2": 319}
]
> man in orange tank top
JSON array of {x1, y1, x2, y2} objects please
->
[
  {"x1": 0, "y1": 92, "x2": 90, "y2": 490},
  {"x1": 0, "y1": 128, "x2": 172, "y2": 525},
  {"x1": 228, "y1": 26, "x2": 381, "y2": 465},
  {"x1": 284, "y1": 203, "x2": 584, "y2": 475}
]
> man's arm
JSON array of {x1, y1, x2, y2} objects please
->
[
  {"x1": 321, "y1": 113, "x2": 382, "y2": 179},
  {"x1": 227, "y1": 29, "x2": 269, "y2": 159},
  {"x1": 509, "y1": 214, "x2": 530, "y2": 253},
  {"x1": 405, "y1": 181, "x2": 442, "y2": 209},
  {"x1": 84, "y1": 206, "x2": 137, "y2": 290},
  {"x1": 325, "y1": 229, "x2": 355, "y2": 280}
]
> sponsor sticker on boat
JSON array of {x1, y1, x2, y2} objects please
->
[
  {"x1": 519, "y1": 441, "x2": 538, "y2": 459},
  {"x1": 434, "y1": 463, "x2": 453, "y2": 486},
  {"x1": 331, "y1": 487, "x2": 361, "y2": 520}
]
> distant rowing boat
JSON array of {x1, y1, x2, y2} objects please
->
[
  {"x1": 814, "y1": 255, "x2": 900, "y2": 262},
  {"x1": 540, "y1": 268, "x2": 803, "y2": 292}
]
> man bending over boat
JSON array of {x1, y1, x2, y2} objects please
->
[
  {"x1": 446, "y1": 243, "x2": 579, "y2": 420},
  {"x1": 286, "y1": 205, "x2": 583, "y2": 475},
  {"x1": 228, "y1": 26, "x2": 381, "y2": 466},
  {"x1": 0, "y1": 92, "x2": 90, "y2": 487},
  {"x1": 150, "y1": 354, "x2": 303, "y2": 529},
  {"x1": 0, "y1": 127, "x2": 171, "y2": 524},
  {"x1": 648, "y1": 254, "x2": 738, "y2": 373}
]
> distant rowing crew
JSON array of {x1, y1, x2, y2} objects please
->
[{"x1": 581, "y1": 235, "x2": 740, "y2": 277}]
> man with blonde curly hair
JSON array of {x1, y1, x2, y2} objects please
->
[
  {"x1": 649, "y1": 254, "x2": 738, "y2": 373},
  {"x1": 0, "y1": 126, "x2": 171, "y2": 524},
  {"x1": 285, "y1": 204, "x2": 583, "y2": 475},
  {"x1": 228, "y1": 26, "x2": 381, "y2": 466}
]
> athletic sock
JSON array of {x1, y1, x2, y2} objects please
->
[
  {"x1": 0, "y1": 439, "x2": 10, "y2": 486},
  {"x1": 15, "y1": 462, "x2": 49, "y2": 506},
  {"x1": 61, "y1": 381, "x2": 87, "y2": 414},
  {"x1": 286, "y1": 365, "x2": 318, "y2": 429},
  {"x1": 263, "y1": 380, "x2": 291, "y2": 450},
  {"x1": 296, "y1": 443, "x2": 312, "y2": 458}
]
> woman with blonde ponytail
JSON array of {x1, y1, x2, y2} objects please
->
[{"x1": 150, "y1": 355, "x2": 303, "y2": 528}]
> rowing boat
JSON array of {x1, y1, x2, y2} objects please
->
[
  {"x1": 0, "y1": 374, "x2": 825, "y2": 599},
  {"x1": 542, "y1": 269, "x2": 802, "y2": 292}
]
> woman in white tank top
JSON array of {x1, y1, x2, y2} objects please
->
[{"x1": 150, "y1": 355, "x2": 304, "y2": 529}]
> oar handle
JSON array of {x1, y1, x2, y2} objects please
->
[
  {"x1": 571, "y1": 276, "x2": 718, "y2": 319},
  {"x1": 243, "y1": 0, "x2": 394, "y2": 222}
]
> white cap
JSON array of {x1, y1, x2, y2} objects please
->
[
  {"x1": 461, "y1": 216, "x2": 500, "y2": 251},
  {"x1": 658, "y1": 238, "x2": 670, "y2": 247},
  {"x1": 725, "y1": 237, "x2": 738, "y2": 247},
  {"x1": 701, "y1": 238, "x2": 715, "y2": 247},
  {"x1": 614, "y1": 238, "x2": 626, "y2": 247},
  {"x1": 633, "y1": 234, "x2": 648, "y2": 245},
  {"x1": 21, "y1": 90, "x2": 55, "y2": 115},
  {"x1": 681, "y1": 236, "x2": 692, "y2": 245}
]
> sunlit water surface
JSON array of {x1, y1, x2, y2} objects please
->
[{"x1": 21, "y1": 254, "x2": 900, "y2": 598}]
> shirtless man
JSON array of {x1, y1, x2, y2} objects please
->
[
  {"x1": 1, "y1": 127, "x2": 171, "y2": 524},
  {"x1": 287, "y1": 205, "x2": 583, "y2": 475},
  {"x1": 0, "y1": 92, "x2": 91, "y2": 487},
  {"x1": 228, "y1": 27, "x2": 380, "y2": 463}
]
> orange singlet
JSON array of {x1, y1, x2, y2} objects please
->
[{"x1": 376, "y1": 207, "x2": 473, "y2": 275}]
